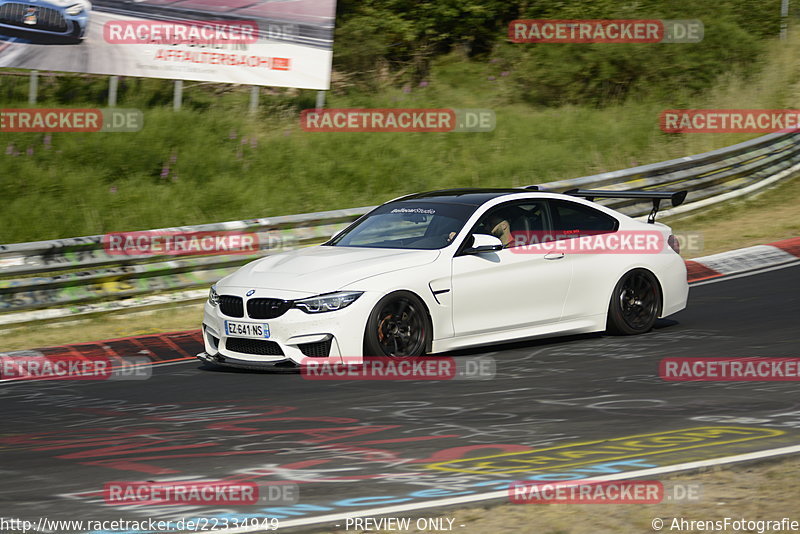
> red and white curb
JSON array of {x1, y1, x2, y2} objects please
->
[
  {"x1": 3, "y1": 237, "x2": 798, "y2": 327},
  {"x1": 686, "y1": 236, "x2": 800, "y2": 282}
]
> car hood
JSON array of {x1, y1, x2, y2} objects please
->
[{"x1": 221, "y1": 246, "x2": 441, "y2": 295}]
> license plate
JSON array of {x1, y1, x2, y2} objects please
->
[
  {"x1": 24, "y1": 8, "x2": 37, "y2": 25},
  {"x1": 224, "y1": 320, "x2": 270, "y2": 339}
]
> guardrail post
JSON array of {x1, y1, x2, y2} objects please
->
[
  {"x1": 173, "y1": 80, "x2": 183, "y2": 111},
  {"x1": 109, "y1": 76, "x2": 119, "y2": 107},
  {"x1": 249, "y1": 86, "x2": 260, "y2": 114},
  {"x1": 781, "y1": 0, "x2": 790, "y2": 40},
  {"x1": 28, "y1": 70, "x2": 38, "y2": 105}
]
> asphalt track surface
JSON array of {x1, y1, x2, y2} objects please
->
[{"x1": 0, "y1": 264, "x2": 798, "y2": 533}]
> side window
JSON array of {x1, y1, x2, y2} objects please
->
[
  {"x1": 549, "y1": 200, "x2": 618, "y2": 238},
  {"x1": 472, "y1": 201, "x2": 551, "y2": 249}
]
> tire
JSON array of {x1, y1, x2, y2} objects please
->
[
  {"x1": 67, "y1": 24, "x2": 85, "y2": 44},
  {"x1": 364, "y1": 291, "x2": 430, "y2": 358},
  {"x1": 606, "y1": 269, "x2": 661, "y2": 335}
]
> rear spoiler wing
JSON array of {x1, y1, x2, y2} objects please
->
[{"x1": 564, "y1": 189, "x2": 688, "y2": 224}]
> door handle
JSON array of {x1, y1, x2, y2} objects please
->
[{"x1": 544, "y1": 252, "x2": 565, "y2": 260}]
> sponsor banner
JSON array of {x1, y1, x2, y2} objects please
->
[
  {"x1": 660, "y1": 358, "x2": 800, "y2": 381},
  {"x1": 661, "y1": 110, "x2": 800, "y2": 133},
  {"x1": 300, "y1": 109, "x2": 496, "y2": 133},
  {"x1": 507, "y1": 230, "x2": 666, "y2": 254},
  {"x1": 152, "y1": 49, "x2": 290, "y2": 70},
  {"x1": 391, "y1": 207, "x2": 437, "y2": 215},
  {"x1": 509, "y1": 19, "x2": 703, "y2": 44},
  {"x1": 0, "y1": 0, "x2": 336, "y2": 89},
  {"x1": 103, "y1": 230, "x2": 260, "y2": 257},
  {"x1": 300, "y1": 356, "x2": 496, "y2": 381},
  {"x1": 0, "y1": 108, "x2": 143, "y2": 132}
]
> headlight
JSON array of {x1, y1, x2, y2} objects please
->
[
  {"x1": 66, "y1": 4, "x2": 84, "y2": 15},
  {"x1": 294, "y1": 291, "x2": 363, "y2": 314},
  {"x1": 208, "y1": 286, "x2": 220, "y2": 307}
]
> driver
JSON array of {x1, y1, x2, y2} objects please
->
[{"x1": 485, "y1": 215, "x2": 513, "y2": 247}]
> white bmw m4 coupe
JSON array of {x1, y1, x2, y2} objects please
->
[{"x1": 197, "y1": 188, "x2": 689, "y2": 369}]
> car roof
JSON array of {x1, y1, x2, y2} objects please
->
[{"x1": 391, "y1": 188, "x2": 536, "y2": 207}]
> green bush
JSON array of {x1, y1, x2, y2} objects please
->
[{"x1": 333, "y1": 0, "x2": 782, "y2": 105}]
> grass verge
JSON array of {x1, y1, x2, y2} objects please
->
[
  {"x1": 666, "y1": 174, "x2": 800, "y2": 257},
  {"x1": 1, "y1": 27, "x2": 799, "y2": 243},
  {"x1": 1, "y1": 303, "x2": 205, "y2": 352}
]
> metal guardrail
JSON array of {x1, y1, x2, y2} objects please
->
[{"x1": 1, "y1": 131, "x2": 799, "y2": 325}]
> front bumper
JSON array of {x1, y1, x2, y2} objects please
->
[
  {"x1": 196, "y1": 350, "x2": 299, "y2": 370},
  {"x1": 0, "y1": 4, "x2": 89, "y2": 39},
  {"x1": 199, "y1": 288, "x2": 377, "y2": 368}
]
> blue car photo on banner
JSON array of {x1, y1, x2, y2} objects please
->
[{"x1": 0, "y1": 0, "x2": 91, "y2": 42}]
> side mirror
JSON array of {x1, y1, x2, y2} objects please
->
[{"x1": 464, "y1": 234, "x2": 503, "y2": 254}]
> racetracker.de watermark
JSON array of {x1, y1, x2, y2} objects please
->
[
  {"x1": 104, "y1": 481, "x2": 298, "y2": 505},
  {"x1": 0, "y1": 353, "x2": 151, "y2": 382},
  {"x1": 300, "y1": 356, "x2": 496, "y2": 381},
  {"x1": 509, "y1": 480, "x2": 702, "y2": 504},
  {"x1": 660, "y1": 358, "x2": 800, "y2": 381},
  {"x1": 103, "y1": 231, "x2": 265, "y2": 257},
  {"x1": 507, "y1": 230, "x2": 666, "y2": 254},
  {"x1": 661, "y1": 109, "x2": 800, "y2": 133},
  {"x1": 504, "y1": 231, "x2": 703, "y2": 255},
  {"x1": 0, "y1": 518, "x2": 280, "y2": 534},
  {"x1": 509, "y1": 19, "x2": 703, "y2": 43},
  {"x1": 1, "y1": 108, "x2": 143, "y2": 133},
  {"x1": 300, "y1": 109, "x2": 496, "y2": 133},
  {"x1": 104, "y1": 20, "x2": 259, "y2": 45}
]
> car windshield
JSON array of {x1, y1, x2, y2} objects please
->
[{"x1": 327, "y1": 201, "x2": 477, "y2": 250}]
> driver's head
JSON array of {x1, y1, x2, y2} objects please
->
[{"x1": 486, "y1": 215, "x2": 512, "y2": 247}]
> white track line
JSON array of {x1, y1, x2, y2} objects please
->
[
  {"x1": 218, "y1": 444, "x2": 800, "y2": 533},
  {"x1": 146, "y1": 360, "x2": 199, "y2": 369},
  {"x1": 690, "y1": 259, "x2": 800, "y2": 287}
]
